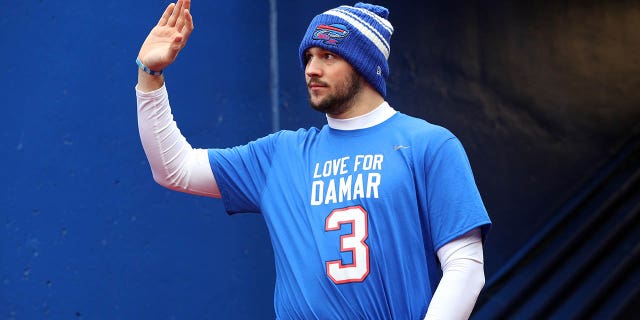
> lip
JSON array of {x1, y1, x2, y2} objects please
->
[
  {"x1": 307, "y1": 78, "x2": 327, "y2": 88},
  {"x1": 308, "y1": 85, "x2": 327, "y2": 96},
  {"x1": 308, "y1": 82, "x2": 328, "y2": 90}
]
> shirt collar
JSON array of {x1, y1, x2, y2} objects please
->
[{"x1": 326, "y1": 102, "x2": 396, "y2": 130}]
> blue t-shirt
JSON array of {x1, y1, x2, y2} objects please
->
[{"x1": 209, "y1": 112, "x2": 491, "y2": 319}]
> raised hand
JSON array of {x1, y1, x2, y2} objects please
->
[{"x1": 138, "y1": 0, "x2": 194, "y2": 72}]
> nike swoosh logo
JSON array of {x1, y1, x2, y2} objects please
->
[{"x1": 394, "y1": 145, "x2": 411, "y2": 151}]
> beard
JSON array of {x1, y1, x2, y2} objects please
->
[{"x1": 308, "y1": 70, "x2": 362, "y2": 115}]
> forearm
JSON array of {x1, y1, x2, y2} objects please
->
[
  {"x1": 137, "y1": 68, "x2": 165, "y2": 92},
  {"x1": 425, "y1": 228, "x2": 485, "y2": 320},
  {"x1": 136, "y1": 83, "x2": 220, "y2": 197}
]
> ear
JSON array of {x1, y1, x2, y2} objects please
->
[
  {"x1": 358, "y1": 73, "x2": 368, "y2": 87},
  {"x1": 359, "y1": 75, "x2": 374, "y2": 91}
]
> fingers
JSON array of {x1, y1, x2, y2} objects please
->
[
  {"x1": 180, "y1": 9, "x2": 195, "y2": 41},
  {"x1": 157, "y1": 0, "x2": 191, "y2": 31},
  {"x1": 167, "y1": 0, "x2": 184, "y2": 27},
  {"x1": 175, "y1": 0, "x2": 191, "y2": 32},
  {"x1": 157, "y1": 3, "x2": 175, "y2": 26},
  {"x1": 175, "y1": 10, "x2": 185, "y2": 31}
]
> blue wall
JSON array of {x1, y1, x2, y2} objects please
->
[
  {"x1": 3, "y1": 0, "x2": 638, "y2": 319},
  {"x1": 2, "y1": 1, "x2": 278, "y2": 318}
]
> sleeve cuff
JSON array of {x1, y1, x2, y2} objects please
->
[{"x1": 135, "y1": 83, "x2": 167, "y2": 98}]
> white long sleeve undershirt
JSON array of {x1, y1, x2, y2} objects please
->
[
  {"x1": 136, "y1": 84, "x2": 220, "y2": 198},
  {"x1": 426, "y1": 228, "x2": 485, "y2": 320},
  {"x1": 135, "y1": 83, "x2": 485, "y2": 319}
]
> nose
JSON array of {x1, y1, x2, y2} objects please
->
[{"x1": 305, "y1": 57, "x2": 322, "y2": 78}]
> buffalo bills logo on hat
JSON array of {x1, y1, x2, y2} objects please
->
[{"x1": 312, "y1": 24, "x2": 349, "y2": 46}]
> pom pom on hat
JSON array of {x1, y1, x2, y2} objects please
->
[
  {"x1": 355, "y1": 2, "x2": 389, "y2": 18},
  {"x1": 299, "y1": 3, "x2": 394, "y2": 97}
]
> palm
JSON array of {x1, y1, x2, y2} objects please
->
[
  {"x1": 140, "y1": 26, "x2": 184, "y2": 69},
  {"x1": 138, "y1": 0, "x2": 194, "y2": 71}
]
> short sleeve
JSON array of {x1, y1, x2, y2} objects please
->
[
  {"x1": 208, "y1": 134, "x2": 277, "y2": 214},
  {"x1": 425, "y1": 138, "x2": 491, "y2": 251}
]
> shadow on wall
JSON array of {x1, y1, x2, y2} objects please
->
[{"x1": 386, "y1": 0, "x2": 640, "y2": 275}]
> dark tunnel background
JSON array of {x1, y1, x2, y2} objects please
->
[{"x1": 2, "y1": 0, "x2": 639, "y2": 318}]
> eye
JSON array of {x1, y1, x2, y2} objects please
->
[
  {"x1": 325, "y1": 53, "x2": 335, "y2": 60},
  {"x1": 303, "y1": 53, "x2": 312, "y2": 65}
]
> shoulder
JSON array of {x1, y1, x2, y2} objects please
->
[
  {"x1": 269, "y1": 127, "x2": 322, "y2": 142},
  {"x1": 248, "y1": 127, "x2": 322, "y2": 152},
  {"x1": 393, "y1": 112, "x2": 456, "y2": 144},
  {"x1": 385, "y1": 113, "x2": 471, "y2": 170}
]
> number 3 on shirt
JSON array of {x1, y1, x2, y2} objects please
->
[{"x1": 325, "y1": 206, "x2": 370, "y2": 284}]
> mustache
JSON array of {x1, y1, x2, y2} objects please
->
[{"x1": 307, "y1": 79, "x2": 328, "y2": 87}]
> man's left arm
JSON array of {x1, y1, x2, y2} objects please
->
[{"x1": 425, "y1": 228, "x2": 485, "y2": 320}]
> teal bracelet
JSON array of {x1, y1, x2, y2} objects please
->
[{"x1": 136, "y1": 57, "x2": 163, "y2": 76}]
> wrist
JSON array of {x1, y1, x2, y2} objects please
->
[
  {"x1": 136, "y1": 57, "x2": 163, "y2": 76},
  {"x1": 137, "y1": 68, "x2": 165, "y2": 92}
]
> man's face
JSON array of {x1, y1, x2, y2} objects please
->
[{"x1": 304, "y1": 47, "x2": 362, "y2": 116}]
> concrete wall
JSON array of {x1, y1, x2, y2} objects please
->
[{"x1": 2, "y1": 0, "x2": 639, "y2": 318}]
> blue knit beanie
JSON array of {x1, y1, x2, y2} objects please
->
[{"x1": 299, "y1": 3, "x2": 394, "y2": 97}]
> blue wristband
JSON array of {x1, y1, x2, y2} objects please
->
[{"x1": 136, "y1": 57, "x2": 163, "y2": 76}]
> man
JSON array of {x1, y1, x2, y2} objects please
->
[{"x1": 135, "y1": 1, "x2": 491, "y2": 319}]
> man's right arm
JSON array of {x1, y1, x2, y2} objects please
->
[
  {"x1": 136, "y1": 83, "x2": 220, "y2": 198},
  {"x1": 135, "y1": 0, "x2": 221, "y2": 198}
]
